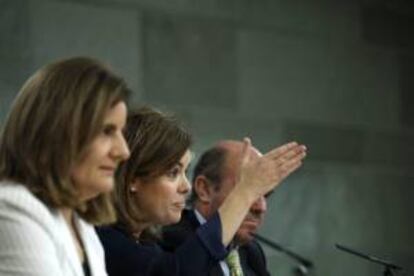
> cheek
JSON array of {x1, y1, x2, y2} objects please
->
[
  {"x1": 157, "y1": 190, "x2": 180, "y2": 224},
  {"x1": 71, "y1": 163, "x2": 87, "y2": 187},
  {"x1": 211, "y1": 194, "x2": 227, "y2": 210},
  {"x1": 137, "y1": 188, "x2": 169, "y2": 221}
]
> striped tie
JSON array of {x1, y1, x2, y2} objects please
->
[{"x1": 226, "y1": 249, "x2": 244, "y2": 276}]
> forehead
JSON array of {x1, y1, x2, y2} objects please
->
[
  {"x1": 216, "y1": 145, "x2": 259, "y2": 184},
  {"x1": 224, "y1": 144, "x2": 261, "y2": 166},
  {"x1": 179, "y1": 150, "x2": 192, "y2": 166},
  {"x1": 107, "y1": 101, "x2": 126, "y2": 114}
]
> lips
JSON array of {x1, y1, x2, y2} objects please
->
[
  {"x1": 173, "y1": 202, "x2": 186, "y2": 210},
  {"x1": 100, "y1": 165, "x2": 116, "y2": 175}
]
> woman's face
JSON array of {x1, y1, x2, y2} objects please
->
[
  {"x1": 131, "y1": 150, "x2": 192, "y2": 226},
  {"x1": 71, "y1": 101, "x2": 130, "y2": 200}
]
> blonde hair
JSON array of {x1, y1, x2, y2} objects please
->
[{"x1": 0, "y1": 57, "x2": 130, "y2": 225}]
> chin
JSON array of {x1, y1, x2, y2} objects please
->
[
  {"x1": 98, "y1": 180, "x2": 115, "y2": 192},
  {"x1": 170, "y1": 215, "x2": 181, "y2": 225},
  {"x1": 161, "y1": 215, "x2": 181, "y2": 226},
  {"x1": 235, "y1": 233, "x2": 254, "y2": 245},
  {"x1": 174, "y1": 212, "x2": 183, "y2": 223},
  {"x1": 235, "y1": 228, "x2": 256, "y2": 244}
]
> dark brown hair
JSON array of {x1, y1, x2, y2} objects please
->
[
  {"x1": 188, "y1": 146, "x2": 227, "y2": 204},
  {"x1": 0, "y1": 56, "x2": 130, "y2": 224},
  {"x1": 114, "y1": 106, "x2": 192, "y2": 238}
]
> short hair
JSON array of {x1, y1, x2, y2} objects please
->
[
  {"x1": 0, "y1": 56, "x2": 130, "y2": 225},
  {"x1": 188, "y1": 146, "x2": 227, "y2": 204},
  {"x1": 114, "y1": 106, "x2": 192, "y2": 239}
]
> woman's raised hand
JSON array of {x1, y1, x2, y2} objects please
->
[{"x1": 238, "y1": 138, "x2": 307, "y2": 199}]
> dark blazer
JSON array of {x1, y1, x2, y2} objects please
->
[
  {"x1": 97, "y1": 213, "x2": 228, "y2": 276},
  {"x1": 161, "y1": 209, "x2": 271, "y2": 276}
]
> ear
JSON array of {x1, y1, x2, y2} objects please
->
[
  {"x1": 193, "y1": 175, "x2": 214, "y2": 204},
  {"x1": 129, "y1": 177, "x2": 142, "y2": 193}
]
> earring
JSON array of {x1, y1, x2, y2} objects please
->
[{"x1": 130, "y1": 186, "x2": 137, "y2": 192}]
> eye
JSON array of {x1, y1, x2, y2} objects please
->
[
  {"x1": 102, "y1": 124, "x2": 116, "y2": 136},
  {"x1": 166, "y1": 166, "x2": 181, "y2": 179}
]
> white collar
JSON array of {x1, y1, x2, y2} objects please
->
[{"x1": 193, "y1": 209, "x2": 207, "y2": 225}]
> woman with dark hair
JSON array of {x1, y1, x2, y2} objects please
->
[
  {"x1": 0, "y1": 57, "x2": 130, "y2": 276},
  {"x1": 97, "y1": 106, "x2": 307, "y2": 276}
]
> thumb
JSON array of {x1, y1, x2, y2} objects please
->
[{"x1": 240, "y1": 137, "x2": 252, "y2": 167}]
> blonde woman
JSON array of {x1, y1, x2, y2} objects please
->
[{"x1": 0, "y1": 57, "x2": 130, "y2": 276}]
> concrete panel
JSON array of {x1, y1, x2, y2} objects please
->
[
  {"x1": 0, "y1": 0, "x2": 32, "y2": 86},
  {"x1": 284, "y1": 121, "x2": 365, "y2": 163},
  {"x1": 323, "y1": 44, "x2": 400, "y2": 128},
  {"x1": 82, "y1": 0, "x2": 362, "y2": 39},
  {"x1": 400, "y1": 54, "x2": 414, "y2": 127},
  {"x1": 362, "y1": 4, "x2": 414, "y2": 49},
  {"x1": 237, "y1": 30, "x2": 400, "y2": 128},
  {"x1": 237, "y1": 31, "x2": 331, "y2": 121},
  {"x1": 28, "y1": 0, "x2": 143, "y2": 102},
  {"x1": 143, "y1": 14, "x2": 237, "y2": 109},
  {"x1": 363, "y1": 129, "x2": 414, "y2": 168},
  {"x1": 260, "y1": 164, "x2": 414, "y2": 275},
  {"x1": 284, "y1": 120, "x2": 414, "y2": 167},
  {"x1": 184, "y1": 109, "x2": 286, "y2": 155},
  {"x1": 0, "y1": 80, "x2": 19, "y2": 124}
]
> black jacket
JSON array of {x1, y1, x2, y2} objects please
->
[{"x1": 161, "y1": 209, "x2": 271, "y2": 276}]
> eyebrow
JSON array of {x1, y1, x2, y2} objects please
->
[
  {"x1": 177, "y1": 159, "x2": 191, "y2": 168},
  {"x1": 103, "y1": 120, "x2": 126, "y2": 131},
  {"x1": 176, "y1": 152, "x2": 193, "y2": 168}
]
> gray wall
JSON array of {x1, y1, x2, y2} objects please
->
[{"x1": 1, "y1": 0, "x2": 413, "y2": 275}]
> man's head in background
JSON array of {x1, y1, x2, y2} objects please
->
[{"x1": 190, "y1": 140, "x2": 271, "y2": 245}]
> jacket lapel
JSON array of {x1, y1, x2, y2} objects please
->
[{"x1": 56, "y1": 212, "x2": 83, "y2": 276}]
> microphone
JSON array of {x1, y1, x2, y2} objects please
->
[
  {"x1": 335, "y1": 243, "x2": 402, "y2": 276},
  {"x1": 252, "y1": 233, "x2": 313, "y2": 269}
]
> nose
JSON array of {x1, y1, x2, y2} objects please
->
[
  {"x1": 112, "y1": 133, "x2": 130, "y2": 161},
  {"x1": 178, "y1": 175, "x2": 191, "y2": 195},
  {"x1": 250, "y1": 195, "x2": 267, "y2": 214}
]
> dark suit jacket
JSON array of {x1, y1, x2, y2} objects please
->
[
  {"x1": 97, "y1": 213, "x2": 228, "y2": 276},
  {"x1": 161, "y1": 209, "x2": 271, "y2": 276}
]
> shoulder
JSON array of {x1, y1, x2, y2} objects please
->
[
  {"x1": 166, "y1": 209, "x2": 200, "y2": 234},
  {"x1": 97, "y1": 225, "x2": 162, "y2": 256},
  {"x1": 242, "y1": 239, "x2": 266, "y2": 259},
  {"x1": 96, "y1": 225, "x2": 133, "y2": 247},
  {"x1": 160, "y1": 209, "x2": 198, "y2": 251},
  {"x1": 240, "y1": 240, "x2": 270, "y2": 276},
  {"x1": 0, "y1": 181, "x2": 57, "y2": 227},
  {"x1": 96, "y1": 225, "x2": 163, "y2": 275},
  {"x1": 0, "y1": 182, "x2": 67, "y2": 275}
]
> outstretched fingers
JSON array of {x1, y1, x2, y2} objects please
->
[
  {"x1": 265, "y1": 142, "x2": 306, "y2": 164},
  {"x1": 278, "y1": 150, "x2": 306, "y2": 181},
  {"x1": 265, "y1": 141, "x2": 299, "y2": 161},
  {"x1": 264, "y1": 142, "x2": 306, "y2": 186},
  {"x1": 277, "y1": 144, "x2": 306, "y2": 165}
]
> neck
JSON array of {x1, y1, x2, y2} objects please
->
[
  {"x1": 61, "y1": 208, "x2": 74, "y2": 225},
  {"x1": 130, "y1": 220, "x2": 152, "y2": 240},
  {"x1": 194, "y1": 201, "x2": 214, "y2": 219}
]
